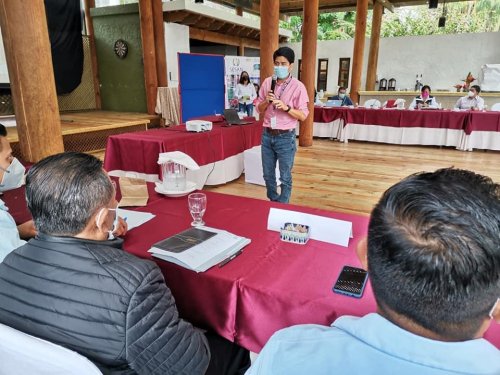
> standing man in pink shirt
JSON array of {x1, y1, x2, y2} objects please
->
[{"x1": 256, "y1": 47, "x2": 309, "y2": 203}]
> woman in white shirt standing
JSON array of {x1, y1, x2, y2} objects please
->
[{"x1": 235, "y1": 71, "x2": 257, "y2": 117}]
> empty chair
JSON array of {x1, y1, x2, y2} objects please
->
[
  {"x1": 491, "y1": 103, "x2": 500, "y2": 111},
  {"x1": 364, "y1": 99, "x2": 381, "y2": 109},
  {"x1": 0, "y1": 323, "x2": 102, "y2": 375}
]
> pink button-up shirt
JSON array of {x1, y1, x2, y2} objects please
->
[{"x1": 256, "y1": 76, "x2": 310, "y2": 130}]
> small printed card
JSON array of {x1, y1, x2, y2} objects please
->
[
  {"x1": 280, "y1": 223, "x2": 310, "y2": 245},
  {"x1": 268, "y1": 208, "x2": 353, "y2": 247}
]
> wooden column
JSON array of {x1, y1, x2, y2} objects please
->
[
  {"x1": 238, "y1": 40, "x2": 245, "y2": 56},
  {"x1": 299, "y1": 0, "x2": 319, "y2": 147},
  {"x1": 83, "y1": 0, "x2": 101, "y2": 108},
  {"x1": 365, "y1": 1, "x2": 383, "y2": 91},
  {"x1": 152, "y1": 0, "x2": 167, "y2": 87},
  {"x1": 139, "y1": 0, "x2": 158, "y2": 114},
  {"x1": 0, "y1": 0, "x2": 63, "y2": 162},
  {"x1": 350, "y1": 0, "x2": 369, "y2": 104},
  {"x1": 259, "y1": 0, "x2": 279, "y2": 82}
]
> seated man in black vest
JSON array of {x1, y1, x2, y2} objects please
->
[
  {"x1": 0, "y1": 152, "x2": 249, "y2": 375},
  {"x1": 409, "y1": 85, "x2": 439, "y2": 109}
]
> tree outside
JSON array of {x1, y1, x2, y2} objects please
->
[{"x1": 281, "y1": 0, "x2": 500, "y2": 42}]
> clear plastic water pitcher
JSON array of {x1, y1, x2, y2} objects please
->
[{"x1": 161, "y1": 161, "x2": 187, "y2": 191}]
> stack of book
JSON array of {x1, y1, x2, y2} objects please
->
[{"x1": 149, "y1": 226, "x2": 251, "y2": 272}]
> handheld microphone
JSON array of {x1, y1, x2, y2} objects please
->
[{"x1": 269, "y1": 75, "x2": 277, "y2": 103}]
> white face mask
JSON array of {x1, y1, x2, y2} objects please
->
[
  {"x1": 489, "y1": 298, "x2": 500, "y2": 320},
  {"x1": 468, "y1": 90, "x2": 475, "y2": 98},
  {"x1": 0, "y1": 157, "x2": 25, "y2": 192},
  {"x1": 95, "y1": 207, "x2": 118, "y2": 240}
]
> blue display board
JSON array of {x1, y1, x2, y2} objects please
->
[{"x1": 178, "y1": 53, "x2": 225, "y2": 122}]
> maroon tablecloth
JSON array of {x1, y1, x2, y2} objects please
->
[
  {"x1": 1, "y1": 186, "x2": 31, "y2": 225},
  {"x1": 466, "y1": 111, "x2": 500, "y2": 135},
  {"x1": 103, "y1": 121, "x2": 263, "y2": 175},
  {"x1": 121, "y1": 191, "x2": 500, "y2": 353},
  {"x1": 3, "y1": 188, "x2": 500, "y2": 352},
  {"x1": 123, "y1": 191, "x2": 373, "y2": 353},
  {"x1": 314, "y1": 107, "x2": 500, "y2": 134},
  {"x1": 313, "y1": 106, "x2": 348, "y2": 123}
]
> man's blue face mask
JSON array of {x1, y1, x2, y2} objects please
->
[{"x1": 274, "y1": 66, "x2": 289, "y2": 80}]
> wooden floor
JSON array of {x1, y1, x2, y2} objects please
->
[{"x1": 206, "y1": 140, "x2": 500, "y2": 216}]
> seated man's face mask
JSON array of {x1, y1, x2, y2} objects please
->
[
  {"x1": 0, "y1": 158, "x2": 26, "y2": 192},
  {"x1": 95, "y1": 207, "x2": 118, "y2": 240}
]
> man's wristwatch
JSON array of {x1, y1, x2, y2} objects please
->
[{"x1": 285, "y1": 105, "x2": 291, "y2": 113}]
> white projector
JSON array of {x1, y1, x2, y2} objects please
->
[{"x1": 186, "y1": 120, "x2": 212, "y2": 132}]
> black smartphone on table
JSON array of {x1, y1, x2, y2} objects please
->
[{"x1": 332, "y1": 265, "x2": 368, "y2": 298}]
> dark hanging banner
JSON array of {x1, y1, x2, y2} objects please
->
[{"x1": 44, "y1": 0, "x2": 83, "y2": 94}]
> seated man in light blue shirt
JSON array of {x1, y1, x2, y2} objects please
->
[
  {"x1": 247, "y1": 168, "x2": 500, "y2": 375},
  {"x1": 0, "y1": 124, "x2": 34, "y2": 262}
]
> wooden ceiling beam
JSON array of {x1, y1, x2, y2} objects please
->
[
  {"x1": 182, "y1": 14, "x2": 204, "y2": 25},
  {"x1": 164, "y1": 11, "x2": 188, "y2": 23},
  {"x1": 190, "y1": 26, "x2": 260, "y2": 49},
  {"x1": 196, "y1": 17, "x2": 218, "y2": 28},
  {"x1": 207, "y1": 20, "x2": 226, "y2": 31}
]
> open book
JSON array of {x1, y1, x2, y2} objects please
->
[{"x1": 149, "y1": 226, "x2": 251, "y2": 272}]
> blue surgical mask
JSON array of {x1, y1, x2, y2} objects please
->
[
  {"x1": 339, "y1": 93, "x2": 346, "y2": 99},
  {"x1": 274, "y1": 66, "x2": 289, "y2": 80},
  {"x1": 0, "y1": 157, "x2": 25, "y2": 192}
]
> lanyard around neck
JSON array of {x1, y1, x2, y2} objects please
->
[{"x1": 276, "y1": 76, "x2": 292, "y2": 100}]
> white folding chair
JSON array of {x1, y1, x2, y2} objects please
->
[
  {"x1": 0, "y1": 323, "x2": 102, "y2": 375},
  {"x1": 490, "y1": 103, "x2": 500, "y2": 111},
  {"x1": 364, "y1": 99, "x2": 381, "y2": 109}
]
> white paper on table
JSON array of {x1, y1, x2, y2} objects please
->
[
  {"x1": 117, "y1": 208, "x2": 155, "y2": 230},
  {"x1": 267, "y1": 208, "x2": 353, "y2": 247}
]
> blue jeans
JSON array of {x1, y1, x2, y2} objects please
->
[
  {"x1": 239, "y1": 103, "x2": 254, "y2": 117},
  {"x1": 261, "y1": 129, "x2": 297, "y2": 203}
]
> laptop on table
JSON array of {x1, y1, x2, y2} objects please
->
[
  {"x1": 223, "y1": 109, "x2": 253, "y2": 125},
  {"x1": 325, "y1": 99, "x2": 343, "y2": 108}
]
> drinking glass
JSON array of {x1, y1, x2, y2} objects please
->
[{"x1": 188, "y1": 193, "x2": 207, "y2": 227}]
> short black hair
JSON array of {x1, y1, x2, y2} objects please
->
[
  {"x1": 239, "y1": 71, "x2": 249, "y2": 84},
  {"x1": 26, "y1": 152, "x2": 114, "y2": 236},
  {"x1": 273, "y1": 47, "x2": 295, "y2": 64},
  {"x1": 338, "y1": 87, "x2": 347, "y2": 92},
  {"x1": 421, "y1": 85, "x2": 431, "y2": 92},
  {"x1": 368, "y1": 168, "x2": 500, "y2": 340},
  {"x1": 471, "y1": 85, "x2": 481, "y2": 93},
  {"x1": 0, "y1": 124, "x2": 7, "y2": 152}
]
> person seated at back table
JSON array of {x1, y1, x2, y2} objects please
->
[
  {"x1": 455, "y1": 84, "x2": 485, "y2": 111},
  {"x1": 409, "y1": 85, "x2": 439, "y2": 109},
  {"x1": 246, "y1": 167, "x2": 500, "y2": 375},
  {"x1": 328, "y1": 86, "x2": 353, "y2": 106},
  {"x1": 0, "y1": 152, "x2": 250, "y2": 375},
  {"x1": 0, "y1": 123, "x2": 37, "y2": 262}
]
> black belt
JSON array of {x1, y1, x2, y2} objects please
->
[{"x1": 265, "y1": 127, "x2": 293, "y2": 136}]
